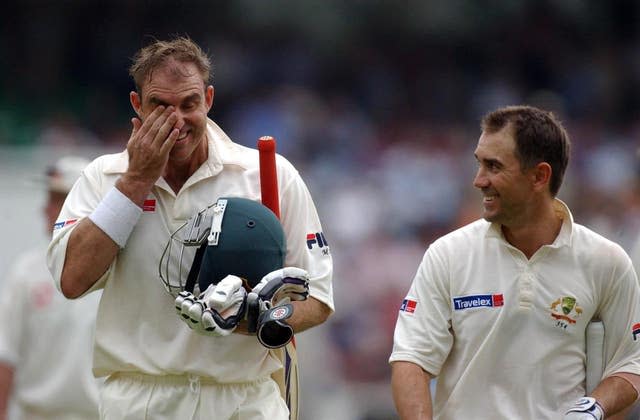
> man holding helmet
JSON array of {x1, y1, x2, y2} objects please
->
[{"x1": 47, "y1": 36, "x2": 333, "y2": 420}]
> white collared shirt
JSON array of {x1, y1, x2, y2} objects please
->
[
  {"x1": 390, "y1": 200, "x2": 640, "y2": 419},
  {"x1": 47, "y1": 119, "x2": 333, "y2": 382}
]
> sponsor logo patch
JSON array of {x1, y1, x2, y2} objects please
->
[
  {"x1": 143, "y1": 199, "x2": 156, "y2": 212},
  {"x1": 272, "y1": 306, "x2": 291, "y2": 320},
  {"x1": 400, "y1": 298, "x2": 417, "y2": 314},
  {"x1": 53, "y1": 218, "x2": 77, "y2": 231},
  {"x1": 633, "y1": 323, "x2": 640, "y2": 341},
  {"x1": 453, "y1": 294, "x2": 504, "y2": 311},
  {"x1": 549, "y1": 296, "x2": 583, "y2": 330},
  {"x1": 306, "y1": 232, "x2": 330, "y2": 255},
  {"x1": 306, "y1": 232, "x2": 328, "y2": 249}
]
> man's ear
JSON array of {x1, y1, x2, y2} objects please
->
[
  {"x1": 205, "y1": 86, "x2": 214, "y2": 112},
  {"x1": 130, "y1": 91, "x2": 142, "y2": 117},
  {"x1": 532, "y1": 162, "x2": 552, "y2": 192}
]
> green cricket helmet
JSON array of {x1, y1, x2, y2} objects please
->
[{"x1": 159, "y1": 197, "x2": 286, "y2": 296}]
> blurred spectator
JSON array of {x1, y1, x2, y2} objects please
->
[
  {"x1": 0, "y1": 156, "x2": 102, "y2": 420},
  {"x1": 36, "y1": 112, "x2": 101, "y2": 148}
]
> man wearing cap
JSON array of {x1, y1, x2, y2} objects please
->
[{"x1": 0, "y1": 156, "x2": 102, "y2": 420}]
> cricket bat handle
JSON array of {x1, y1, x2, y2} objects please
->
[
  {"x1": 586, "y1": 320, "x2": 605, "y2": 394},
  {"x1": 257, "y1": 136, "x2": 280, "y2": 218}
]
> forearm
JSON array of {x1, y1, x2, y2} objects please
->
[
  {"x1": 391, "y1": 361, "x2": 433, "y2": 420},
  {"x1": 60, "y1": 218, "x2": 119, "y2": 298},
  {"x1": 60, "y1": 175, "x2": 153, "y2": 299},
  {"x1": 607, "y1": 405, "x2": 634, "y2": 420},
  {"x1": 592, "y1": 375, "x2": 639, "y2": 417},
  {"x1": 288, "y1": 297, "x2": 331, "y2": 333},
  {"x1": 0, "y1": 363, "x2": 14, "y2": 420},
  {"x1": 115, "y1": 175, "x2": 155, "y2": 207},
  {"x1": 231, "y1": 294, "x2": 330, "y2": 336}
]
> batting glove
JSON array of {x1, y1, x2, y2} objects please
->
[
  {"x1": 564, "y1": 397, "x2": 604, "y2": 420},
  {"x1": 175, "y1": 291, "x2": 199, "y2": 325},
  {"x1": 175, "y1": 275, "x2": 247, "y2": 336},
  {"x1": 251, "y1": 267, "x2": 309, "y2": 306},
  {"x1": 245, "y1": 267, "x2": 308, "y2": 348}
]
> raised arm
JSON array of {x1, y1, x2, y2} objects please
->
[
  {"x1": 60, "y1": 219, "x2": 121, "y2": 298},
  {"x1": 59, "y1": 105, "x2": 179, "y2": 298},
  {"x1": 0, "y1": 363, "x2": 13, "y2": 420}
]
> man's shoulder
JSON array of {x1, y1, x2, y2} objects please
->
[
  {"x1": 426, "y1": 219, "x2": 490, "y2": 258},
  {"x1": 92, "y1": 150, "x2": 128, "y2": 175},
  {"x1": 436, "y1": 219, "x2": 490, "y2": 245},
  {"x1": 208, "y1": 121, "x2": 298, "y2": 175},
  {"x1": 570, "y1": 222, "x2": 630, "y2": 262}
]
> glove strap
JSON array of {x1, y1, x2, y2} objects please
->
[
  {"x1": 184, "y1": 242, "x2": 207, "y2": 293},
  {"x1": 246, "y1": 292, "x2": 261, "y2": 334},
  {"x1": 207, "y1": 297, "x2": 247, "y2": 330},
  {"x1": 207, "y1": 199, "x2": 228, "y2": 246}
]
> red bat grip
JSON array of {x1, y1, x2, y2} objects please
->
[{"x1": 257, "y1": 136, "x2": 280, "y2": 219}]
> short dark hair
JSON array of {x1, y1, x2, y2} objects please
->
[
  {"x1": 481, "y1": 105, "x2": 570, "y2": 196},
  {"x1": 129, "y1": 36, "x2": 211, "y2": 94}
]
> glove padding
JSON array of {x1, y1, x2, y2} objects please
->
[
  {"x1": 246, "y1": 267, "x2": 309, "y2": 347},
  {"x1": 251, "y1": 267, "x2": 309, "y2": 305},
  {"x1": 175, "y1": 275, "x2": 247, "y2": 336},
  {"x1": 564, "y1": 397, "x2": 604, "y2": 420}
]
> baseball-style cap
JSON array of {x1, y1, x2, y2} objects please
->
[{"x1": 45, "y1": 156, "x2": 90, "y2": 193}]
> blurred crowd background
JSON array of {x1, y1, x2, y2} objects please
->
[{"x1": 2, "y1": 1, "x2": 640, "y2": 419}]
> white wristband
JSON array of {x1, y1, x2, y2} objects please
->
[{"x1": 89, "y1": 186, "x2": 142, "y2": 248}]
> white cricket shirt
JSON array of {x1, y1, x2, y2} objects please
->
[
  {"x1": 47, "y1": 119, "x2": 334, "y2": 382},
  {"x1": 390, "y1": 200, "x2": 640, "y2": 419},
  {"x1": 0, "y1": 243, "x2": 101, "y2": 419}
]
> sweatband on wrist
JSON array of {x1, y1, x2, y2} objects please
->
[{"x1": 89, "y1": 186, "x2": 142, "y2": 248}]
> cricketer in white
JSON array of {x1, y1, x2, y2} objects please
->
[
  {"x1": 47, "y1": 37, "x2": 333, "y2": 420},
  {"x1": 0, "y1": 156, "x2": 102, "y2": 420},
  {"x1": 390, "y1": 105, "x2": 640, "y2": 420}
]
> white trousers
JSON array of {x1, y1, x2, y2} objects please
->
[{"x1": 99, "y1": 372, "x2": 289, "y2": 420}]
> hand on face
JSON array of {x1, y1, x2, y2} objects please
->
[{"x1": 125, "y1": 105, "x2": 182, "y2": 188}]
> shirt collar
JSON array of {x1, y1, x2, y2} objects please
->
[{"x1": 485, "y1": 198, "x2": 573, "y2": 248}]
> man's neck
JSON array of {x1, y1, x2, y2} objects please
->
[
  {"x1": 502, "y1": 200, "x2": 563, "y2": 259},
  {"x1": 163, "y1": 141, "x2": 208, "y2": 194}
]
